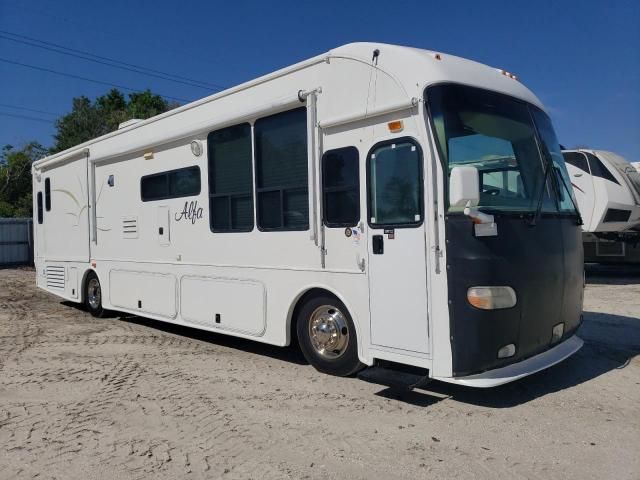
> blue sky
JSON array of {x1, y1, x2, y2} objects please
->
[{"x1": 1, "y1": 0, "x2": 639, "y2": 160}]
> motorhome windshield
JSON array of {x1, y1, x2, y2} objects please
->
[{"x1": 426, "y1": 84, "x2": 576, "y2": 214}]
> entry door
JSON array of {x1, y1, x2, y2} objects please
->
[{"x1": 366, "y1": 139, "x2": 429, "y2": 354}]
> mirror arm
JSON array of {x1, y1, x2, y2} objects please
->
[{"x1": 463, "y1": 201, "x2": 494, "y2": 224}]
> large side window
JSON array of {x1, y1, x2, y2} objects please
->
[
  {"x1": 208, "y1": 123, "x2": 254, "y2": 232},
  {"x1": 141, "y1": 166, "x2": 201, "y2": 202},
  {"x1": 585, "y1": 153, "x2": 620, "y2": 185},
  {"x1": 254, "y1": 107, "x2": 308, "y2": 231},
  {"x1": 322, "y1": 147, "x2": 360, "y2": 227},
  {"x1": 367, "y1": 139, "x2": 423, "y2": 227},
  {"x1": 37, "y1": 192, "x2": 43, "y2": 224},
  {"x1": 44, "y1": 178, "x2": 51, "y2": 211}
]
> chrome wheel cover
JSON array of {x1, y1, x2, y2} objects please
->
[
  {"x1": 87, "y1": 278, "x2": 101, "y2": 310},
  {"x1": 308, "y1": 305, "x2": 349, "y2": 359}
]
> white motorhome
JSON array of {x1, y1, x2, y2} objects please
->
[
  {"x1": 32, "y1": 43, "x2": 584, "y2": 387},
  {"x1": 562, "y1": 149, "x2": 640, "y2": 263}
]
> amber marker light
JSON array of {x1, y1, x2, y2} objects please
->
[{"x1": 387, "y1": 120, "x2": 404, "y2": 133}]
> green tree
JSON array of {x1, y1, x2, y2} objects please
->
[
  {"x1": 0, "y1": 142, "x2": 47, "y2": 217},
  {"x1": 51, "y1": 89, "x2": 177, "y2": 153},
  {"x1": 0, "y1": 88, "x2": 177, "y2": 218}
]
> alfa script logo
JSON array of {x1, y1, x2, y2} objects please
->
[{"x1": 175, "y1": 200, "x2": 203, "y2": 224}]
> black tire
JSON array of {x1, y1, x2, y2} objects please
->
[
  {"x1": 296, "y1": 294, "x2": 364, "y2": 377},
  {"x1": 84, "y1": 272, "x2": 107, "y2": 318}
]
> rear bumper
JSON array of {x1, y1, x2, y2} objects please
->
[{"x1": 433, "y1": 335, "x2": 583, "y2": 388}]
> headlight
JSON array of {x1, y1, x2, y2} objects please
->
[{"x1": 467, "y1": 286, "x2": 517, "y2": 310}]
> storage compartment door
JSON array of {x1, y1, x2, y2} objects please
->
[
  {"x1": 180, "y1": 276, "x2": 266, "y2": 336},
  {"x1": 110, "y1": 270, "x2": 177, "y2": 319}
]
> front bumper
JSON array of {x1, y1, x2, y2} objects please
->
[{"x1": 433, "y1": 335, "x2": 583, "y2": 388}]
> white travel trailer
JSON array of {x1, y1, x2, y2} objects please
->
[
  {"x1": 562, "y1": 149, "x2": 640, "y2": 232},
  {"x1": 32, "y1": 43, "x2": 585, "y2": 387},
  {"x1": 562, "y1": 149, "x2": 640, "y2": 263}
]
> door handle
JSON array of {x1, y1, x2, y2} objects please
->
[
  {"x1": 372, "y1": 235, "x2": 384, "y2": 254},
  {"x1": 573, "y1": 173, "x2": 583, "y2": 177}
]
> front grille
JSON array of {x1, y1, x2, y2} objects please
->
[{"x1": 596, "y1": 240, "x2": 625, "y2": 257}]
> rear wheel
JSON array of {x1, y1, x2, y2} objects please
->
[
  {"x1": 296, "y1": 295, "x2": 364, "y2": 377},
  {"x1": 84, "y1": 272, "x2": 106, "y2": 318}
]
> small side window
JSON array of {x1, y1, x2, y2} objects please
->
[
  {"x1": 322, "y1": 147, "x2": 360, "y2": 227},
  {"x1": 562, "y1": 152, "x2": 589, "y2": 173},
  {"x1": 37, "y1": 192, "x2": 43, "y2": 224},
  {"x1": 141, "y1": 166, "x2": 201, "y2": 202},
  {"x1": 45, "y1": 178, "x2": 51, "y2": 211}
]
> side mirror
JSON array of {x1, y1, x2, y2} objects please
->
[{"x1": 449, "y1": 166, "x2": 480, "y2": 208}]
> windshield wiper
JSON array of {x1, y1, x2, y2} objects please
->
[
  {"x1": 527, "y1": 159, "x2": 552, "y2": 227},
  {"x1": 528, "y1": 153, "x2": 584, "y2": 227},
  {"x1": 554, "y1": 167, "x2": 584, "y2": 225}
]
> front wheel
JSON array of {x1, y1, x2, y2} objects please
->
[
  {"x1": 84, "y1": 272, "x2": 107, "y2": 318},
  {"x1": 296, "y1": 295, "x2": 364, "y2": 377}
]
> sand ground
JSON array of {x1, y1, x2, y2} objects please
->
[{"x1": 0, "y1": 266, "x2": 638, "y2": 479}]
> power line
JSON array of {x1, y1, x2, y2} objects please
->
[
  {"x1": 4, "y1": 3, "x2": 228, "y2": 80},
  {"x1": 0, "y1": 111, "x2": 54, "y2": 124},
  {"x1": 0, "y1": 30, "x2": 226, "y2": 92},
  {"x1": 0, "y1": 57, "x2": 191, "y2": 103},
  {"x1": 0, "y1": 103, "x2": 60, "y2": 116}
]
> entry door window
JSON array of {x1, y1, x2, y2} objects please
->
[{"x1": 367, "y1": 139, "x2": 423, "y2": 227}]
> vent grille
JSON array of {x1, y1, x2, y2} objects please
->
[
  {"x1": 122, "y1": 216, "x2": 138, "y2": 239},
  {"x1": 603, "y1": 208, "x2": 631, "y2": 223},
  {"x1": 46, "y1": 266, "x2": 65, "y2": 289},
  {"x1": 596, "y1": 240, "x2": 625, "y2": 257}
]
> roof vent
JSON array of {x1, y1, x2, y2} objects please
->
[{"x1": 118, "y1": 118, "x2": 143, "y2": 129}]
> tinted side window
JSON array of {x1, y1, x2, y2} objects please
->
[
  {"x1": 255, "y1": 107, "x2": 308, "y2": 231},
  {"x1": 367, "y1": 140, "x2": 423, "y2": 227},
  {"x1": 322, "y1": 147, "x2": 360, "y2": 227},
  {"x1": 562, "y1": 152, "x2": 589, "y2": 173},
  {"x1": 141, "y1": 166, "x2": 201, "y2": 202},
  {"x1": 171, "y1": 168, "x2": 201, "y2": 197},
  {"x1": 44, "y1": 178, "x2": 51, "y2": 211},
  {"x1": 208, "y1": 123, "x2": 254, "y2": 232},
  {"x1": 585, "y1": 153, "x2": 620, "y2": 184},
  {"x1": 37, "y1": 192, "x2": 43, "y2": 224}
]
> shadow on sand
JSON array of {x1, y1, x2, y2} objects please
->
[
  {"x1": 62, "y1": 264, "x2": 639, "y2": 409},
  {"x1": 361, "y1": 306, "x2": 639, "y2": 408},
  {"x1": 585, "y1": 263, "x2": 640, "y2": 285}
]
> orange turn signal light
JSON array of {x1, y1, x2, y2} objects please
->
[
  {"x1": 388, "y1": 120, "x2": 404, "y2": 133},
  {"x1": 467, "y1": 294, "x2": 492, "y2": 310}
]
